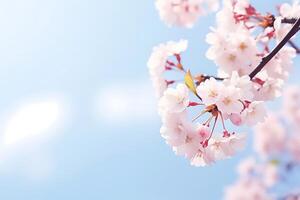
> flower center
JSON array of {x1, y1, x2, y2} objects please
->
[
  {"x1": 185, "y1": 135, "x2": 193, "y2": 143},
  {"x1": 223, "y1": 97, "x2": 232, "y2": 105},
  {"x1": 239, "y1": 42, "x2": 248, "y2": 51},
  {"x1": 228, "y1": 54, "x2": 236, "y2": 62},
  {"x1": 209, "y1": 90, "x2": 218, "y2": 98}
]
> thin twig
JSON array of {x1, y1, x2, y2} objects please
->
[
  {"x1": 249, "y1": 18, "x2": 300, "y2": 79},
  {"x1": 288, "y1": 40, "x2": 300, "y2": 54},
  {"x1": 203, "y1": 75, "x2": 225, "y2": 81}
]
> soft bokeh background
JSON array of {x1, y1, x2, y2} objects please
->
[{"x1": 0, "y1": 0, "x2": 299, "y2": 199}]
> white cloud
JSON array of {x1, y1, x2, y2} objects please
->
[
  {"x1": 3, "y1": 99, "x2": 62, "y2": 146},
  {"x1": 96, "y1": 82, "x2": 157, "y2": 122},
  {"x1": 0, "y1": 96, "x2": 67, "y2": 182}
]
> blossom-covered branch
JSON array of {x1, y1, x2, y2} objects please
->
[
  {"x1": 249, "y1": 18, "x2": 300, "y2": 79},
  {"x1": 148, "y1": 0, "x2": 300, "y2": 167}
]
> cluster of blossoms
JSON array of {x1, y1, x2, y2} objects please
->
[
  {"x1": 155, "y1": 0, "x2": 219, "y2": 28},
  {"x1": 224, "y1": 85, "x2": 300, "y2": 200},
  {"x1": 149, "y1": 39, "x2": 265, "y2": 166},
  {"x1": 206, "y1": 0, "x2": 298, "y2": 100},
  {"x1": 224, "y1": 157, "x2": 284, "y2": 200},
  {"x1": 149, "y1": 0, "x2": 300, "y2": 167}
]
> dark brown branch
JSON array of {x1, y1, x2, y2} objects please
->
[
  {"x1": 249, "y1": 18, "x2": 300, "y2": 79},
  {"x1": 281, "y1": 18, "x2": 298, "y2": 24},
  {"x1": 194, "y1": 74, "x2": 225, "y2": 86},
  {"x1": 202, "y1": 75, "x2": 225, "y2": 81}
]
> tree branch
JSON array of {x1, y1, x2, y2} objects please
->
[
  {"x1": 249, "y1": 18, "x2": 300, "y2": 79},
  {"x1": 202, "y1": 75, "x2": 225, "y2": 81},
  {"x1": 281, "y1": 18, "x2": 298, "y2": 24}
]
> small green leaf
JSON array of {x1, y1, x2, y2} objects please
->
[
  {"x1": 185, "y1": 70, "x2": 201, "y2": 100},
  {"x1": 184, "y1": 70, "x2": 196, "y2": 93}
]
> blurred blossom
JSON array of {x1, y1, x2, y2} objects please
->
[
  {"x1": 283, "y1": 85, "x2": 300, "y2": 128},
  {"x1": 254, "y1": 114, "x2": 286, "y2": 158},
  {"x1": 224, "y1": 178, "x2": 273, "y2": 200},
  {"x1": 225, "y1": 85, "x2": 300, "y2": 200}
]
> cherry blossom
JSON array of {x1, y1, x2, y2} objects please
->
[
  {"x1": 159, "y1": 83, "x2": 189, "y2": 114},
  {"x1": 196, "y1": 77, "x2": 223, "y2": 105},
  {"x1": 147, "y1": 40, "x2": 188, "y2": 97},
  {"x1": 209, "y1": 134, "x2": 246, "y2": 159},
  {"x1": 158, "y1": 80, "x2": 249, "y2": 166},
  {"x1": 280, "y1": 0, "x2": 300, "y2": 19},
  {"x1": 160, "y1": 112, "x2": 192, "y2": 146},
  {"x1": 155, "y1": 0, "x2": 219, "y2": 28},
  {"x1": 241, "y1": 101, "x2": 266, "y2": 126},
  {"x1": 206, "y1": 26, "x2": 259, "y2": 75},
  {"x1": 223, "y1": 71, "x2": 253, "y2": 100},
  {"x1": 215, "y1": 86, "x2": 243, "y2": 115}
]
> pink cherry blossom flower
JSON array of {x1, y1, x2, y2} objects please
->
[
  {"x1": 196, "y1": 77, "x2": 223, "y2": 105},
  {"x1": 280, "y1": 0, "x2": 300, "y2": 18},
  {"x1": 216, "y1": 86, "x2": 243, "y2": 115},
  {"x1": 148, "y1": 40, "x2": 188, "y2": 97},
  {"x1": 241, "y1": 101, "x2": 266, "y2": 126},
  {"x1": 159, "y1": 83, "x2": 190, "y2": 114},
  {"x1": 160, "y1": 111, "x2": 193, "y2": 146},
  {"x1": 174, "y1": 130, "x2": 202, "y2": 158},
  {"x1": 206, "y1": 26, "x2": 259, "y2": 76},
  {"x1": 197, "y1": 124, "x2": 210, "y2": 141},
  {"x1": 209, "y1": 134, "x2": 246, "y2": 160},
  {"x1": 224, "y1": 71, "x2": 254, "y2": 100},
  {"x1": 191, "y1": 146, "x2": 216, "y2": 167}
]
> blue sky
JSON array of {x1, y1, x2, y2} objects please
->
[{"x1": 0, "y1": 0, "x2": 299, "y2": 199}]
